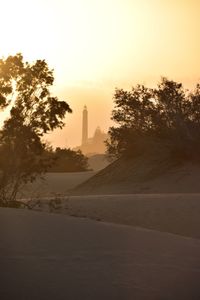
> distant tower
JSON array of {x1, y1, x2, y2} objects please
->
[{"x1": 82, "y1": 105, "x2": 88, "y2": 145}]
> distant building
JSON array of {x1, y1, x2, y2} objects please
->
[
  {"x1": 74, "y1": 106, "x2": 108, "y2": 156},
  {"x1": 82, "y1": 105, "x2": 88, "y2": 145}
]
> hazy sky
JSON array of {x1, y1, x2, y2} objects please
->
[{"x1": 0, "y1": 0, "x2": 200, "y2": 147}]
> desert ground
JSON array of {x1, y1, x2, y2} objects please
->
[
  {"x1": 1, "y1": 208, "x2": 200, "y2": 300},
  {"x1": 18, "y1": 171, "x2": 96, "y2": 199},
  {"x1": 30, "y1": 193, "x2": 200, "y2": 239},
  {"x1": 1, "y1": 169, "x2": 200, "y2": 299},
  {"x1": 19, "y1": 170, "x2": 200, "y2": 239}
]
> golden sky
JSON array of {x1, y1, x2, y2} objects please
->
[{"x1": 0, "y1": 0, "x2": 200, "y2": 147}]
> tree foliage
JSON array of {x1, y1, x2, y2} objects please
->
[
  {"x1": 0, "y1": 54, "x2": 72, "y2": 205},
  {"x1": 107, "y1": 78, "x2": 200, "y2": 161},
  {"x1": 49, "y1": 147, "x2": 89, "y2": 172}
]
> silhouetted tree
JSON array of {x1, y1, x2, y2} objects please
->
[
  {"x1": 49, "y1": 148, "x2": 89, "y2": 172},
  {"x1": 107, "y1": 78, "x2": 200, "y2": 160},
  {"x1": 0, "y1": 54, "x2": 72, "y2": 206}
]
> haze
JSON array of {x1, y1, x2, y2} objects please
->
[{"x1": 1, "y1": 0, "x2": 200, "y2": 147}]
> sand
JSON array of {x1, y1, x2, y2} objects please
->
[
  {"x1": 26, "y1": 193, "x2": 200, "y2": 239},
  {"x1": 11, "y1": 167, "x2": 200, "y2": 239},
  {"x1": 5, "y1": 167, "x2": 199, "y2": 298},
  {"x1": 71, "y1": 159, "x2": 200, "y2": 195},
  {"x1": 1, "y1": 208, "x2": 200, "y2": 300},
  {"x1": 17, "y1": 171, "x2": 96, "y2": 199}
]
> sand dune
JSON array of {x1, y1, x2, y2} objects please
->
[
  {"x1": 16, "y1": 163, "x2": 200, "y2": 240},
  {"x1": 28, "y1": 193, "x2": 200, "y2": 239},
  {"x1": 71, "y1": 157, "x2": 200, "y2": 195},
  {"x1": 1, "y1": 208, "x2": 200, "y2": 300},
  {"x1": 17, "y1": 171, "x2": 96, "y2": 199},
  {"x1": 9, "y1": 158, "x2": 200, "y2": 300}
]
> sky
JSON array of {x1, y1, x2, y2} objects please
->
[{"x1": 0, "y1": 0, "x2": 200, "y2": 147}]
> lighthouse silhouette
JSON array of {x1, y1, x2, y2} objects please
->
[{"x1": 82, "y1": 105, "x2": 88, "y2": 145}]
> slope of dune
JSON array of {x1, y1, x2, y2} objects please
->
[
  {"x1": 71, "y1": 154, "x2": 200, "y2": 195},
  {"x1": 88, "y1": 154, "x2": 110, "y2": 171},
  {"x1": 18, "y1": 171, "x2": 96, "y2": 199}
]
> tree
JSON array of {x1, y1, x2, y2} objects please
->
[
  {"x1": 107, "y1": 77, "x2": 200, "y2": 161},
  {"x1": 49, "y1": 148, "x2": 89, "y2": 172},
  {"x1": 0, "y1": 53, "x2": 72, "y2": 206}
]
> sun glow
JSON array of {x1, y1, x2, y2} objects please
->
[
  {"x1": 1, "y1": 0, "x2": 199, "y2": 85},
  {"x1": 0, "y1": 0, "x2": 200, "y2": 147}
]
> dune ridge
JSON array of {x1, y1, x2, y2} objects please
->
[{"x1": 71, "y1": 155, "x2": 200, "y2": 195}]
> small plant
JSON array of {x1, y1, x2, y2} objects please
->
[{"x1": 48, "y1": 198, "x2": 62, "y2": 212}]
